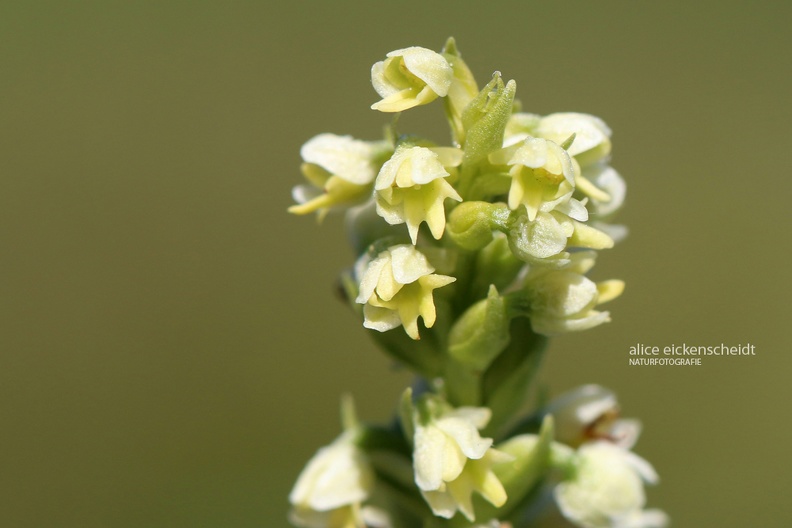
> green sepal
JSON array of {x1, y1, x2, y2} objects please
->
[
  {"x1": 559, "y1": 132, "x2": 577, "y2": 151},
  {"x1": 448, "y1": 285, "x2": 511, "y2": 371}
]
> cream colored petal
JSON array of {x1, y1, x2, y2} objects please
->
[
  {"x1": 536, "y1": 112, "x2": 611, "y2": 158},
  {"x1": 421, "y1": 489, "x2": 458, "y2": 519},
  {"x1": 355, "y1": 256, "x2": 387, "y2": 304},
  {"x1": 476, "y1": 468, "x2": 507, "y2": 508},
  {"x1": 362, "y1": 304, "x2": 402, "y2": 333},
  {"x1": 596, "y1": 280, "x2": 625, "y2": 304},
  {"x1": 374, "y1": 261, "x2": 403, "y2": 302},
  {"x1": 532, "y1": 310, "x2": 611, "y2": 335},
  {"x1": 430, "y1": 146, "x2": 464, "y2": 167},
  {"x1": 375, "y1": 152, "x2": 402, "y2": 190},
  {"x1": 443, "y1": 407, "x2": 492, "y2": 430},
  {"x1": 554, "y1": 197, "x2": 589, "y2": 222},
  {"x1": 408, "y1": 148, "x2": 449, "y2": 185},
  {"x1": 301, "y1": 134, "x2": 378, "y2": 185},
  {"x1": 414, "y1": 424, "x2": 456, "y2": 491},
  {"x1": 446, "y1": 472, "x2": 476, "y2": 521},
  {"x1": 289, "y1": 440, "x2": 372, "y2": 511},
  {"x1": 623, "y1": 450, "x2": 659, "y2": 485},
  {"x1": 371, "y1": 87, "x2": 423, "y2": 112},
  {"x1": 374, "y1": 193, "x2": 406, "y2": 226},
  {"x1": 570, "y1": 221, "x2": 614, "y2": 250},
  {"x1": 586, "y1": 164, "x2": 626, "y2": 216},
  {"x1": 397, "y1": 295, "x2": 422, "y2": 340},
  {"x1": 436, "y1": 417, "x2": 492, "y2": 460},
  {"x1": 398, "y1": 46, "x2": 453, "y2": 96},
  {"x1": 389, "y1": 245, "x2": 434, "y2": 284}
]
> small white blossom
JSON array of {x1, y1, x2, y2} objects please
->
[
  {"x1": 375, "y1": 146, "x2": 462, "y2": 244},
  {"x1": 554, "y1": 442, "x2": 665, "y2": 528},
  {"x1": 413, "y1": 405, "x2": 511, "y2": 522},
  {"x1": 524, "y1": 252, "x2": 624, "y2": 335},
  {"x1": 371, "y1": 47, "x2": 454, "y2": 112},
  {"x1": 490, "y1": 138, "x2": 577, "y2": 221},
  {"x1": 289, "y1": 431, "x2": 375, "y2": 528},
  {"x1": 289, "y1": 134, "x2": 390, "y2": 219},
  {"x1": 356, "y1": 245, "x2": 455, "y2": 340}
]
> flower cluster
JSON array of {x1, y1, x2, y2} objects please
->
[{"x1": 287, "y1": 39, "x2": 665, "y2": 528}]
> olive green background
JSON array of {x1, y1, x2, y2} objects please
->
[{"x1": 2, "y1": 2, "x2": 790, "y2": 527}]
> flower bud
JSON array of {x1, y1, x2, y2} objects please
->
[
  {"x1": 461, "y1": 74, "x2": 516, "y2": 170},
  {"x1": 447, "y1": 201, "x2": 509, "y2": 251},
  {"x1": 448, "y1": 286, "x2": 510, "y2": 371}
]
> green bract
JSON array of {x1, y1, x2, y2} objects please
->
[{"x1": 287, "y1": 39, "x2": 665, "y2": 528}]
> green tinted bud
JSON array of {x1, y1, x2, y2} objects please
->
[
  {"x1": 458, "y1": 74, "x2": 516, "y2": 198},
  {"x1": 448, "y1": 286, "x2": 511, "y2": 371},
  {"x1": 447, "y1": 201, "x2": 509, "y2": 250}
]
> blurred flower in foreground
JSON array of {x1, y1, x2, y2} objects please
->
[
  {"x1": 554, "y1": 442, "x2": 667, "y2": 528},
  {"x1": 289, "y1": 431, "x2": 374, "y2": 528},
  {"x1": 546, "y1": 384, "x2": 641, "y2": 449}
]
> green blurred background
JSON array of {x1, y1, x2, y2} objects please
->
[{"x1": 2, "y1": 1, "x2": 790, "y2": 526}]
